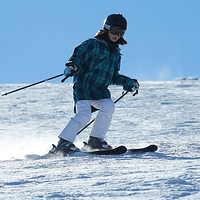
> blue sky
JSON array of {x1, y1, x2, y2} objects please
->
[{"x1": 1, "y1": 0, "x2": 200, "y2": 84}]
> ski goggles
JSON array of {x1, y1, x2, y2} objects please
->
[{"x1": 109, "y1": 26, "x2": 125, "y2": 37}]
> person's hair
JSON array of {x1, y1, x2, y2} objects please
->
[{"x1": 94, "y1": 30, "x2": 127, "y2": 45}]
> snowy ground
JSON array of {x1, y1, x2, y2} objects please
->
[{"x1": 0, "y1": 80, "x2": 200, "y2": 199}]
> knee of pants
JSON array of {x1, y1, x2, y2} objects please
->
[
  {"x1": 101, "y1": 99, "x2": 115, "y2": 115},
  {"x1": 72, "y1": 111, "x2": 91, "y2": 127},
  {"x1": 74, "y1": 100, "x2": 92, "y2": 126}
]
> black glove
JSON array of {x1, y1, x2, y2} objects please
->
[
  {"x1": 123, "y1": 79, "x2": 140, "y2": 92},
  {"x1": 131, "y1": 79, "x2": 139, "y2": 91}
]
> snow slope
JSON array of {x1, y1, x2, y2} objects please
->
[{"x1": 0, "y1": 80, "x2": 200, "y2": 199}]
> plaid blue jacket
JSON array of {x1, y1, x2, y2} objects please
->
[{"x1": 66, "y1": 38, "x2": 134, "y2": 103}]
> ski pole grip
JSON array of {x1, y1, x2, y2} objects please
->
[
  {"x1": 133, "y1": 90, "x2": 139, "y2": 96},
  {"x1": 61, "y1": 71, "x2": 74, "y2": 83},
  {"x1": 61, "y1": 76, "x2": 68, "y2": 83},
  {"x1": 61, "y1": 74, "x2": 71, "y2": 83}
]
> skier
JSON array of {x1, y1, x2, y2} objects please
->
[{"x1": 56, "y1": 13, "x2": 139, "y2": 151}]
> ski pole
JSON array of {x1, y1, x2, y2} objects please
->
[
  {"x1": 77, "y1": 90, "x2": 138, "y2": 135},
  {"x1": 2, "y1": 73, "x2": 64, "y2": 96}
]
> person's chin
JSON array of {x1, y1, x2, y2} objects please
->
[{"x1": 111, "y1": 38, "x2": 119, "y2": 42}]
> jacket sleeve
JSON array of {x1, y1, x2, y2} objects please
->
[
  {"x1": 111, "y1": 57, "x2": 135, "y2": 91},
  {"x1": 66, "y1": 39, "x2": 95, "y2": 71}
]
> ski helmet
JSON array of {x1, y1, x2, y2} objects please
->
[{"x1": 103, "y1": 14, "x2": 127, "y2": 30}]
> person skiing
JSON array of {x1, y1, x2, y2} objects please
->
[{"x1": 56, "y1": 13, "x2": 139, "y2": 152}]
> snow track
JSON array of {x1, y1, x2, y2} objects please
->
[{"x1": 0, "y1": 80, "x2": 200, "y2": 199}]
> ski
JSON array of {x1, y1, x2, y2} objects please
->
[
  {"x1": 46, "y1": 144, "x2": 127, "y2": 157},
  {"x1": 83, "y1": 145, "x2": 127, "y2": 155},
  {"x1": 45, "y1": 145, "x2": 127, "y2": 157},
  {"x1": 128, "y1": 145, "x2": 158, "y2": 154},
  {"x1": 45, "y1": 144, "x2": 158, "y2": 157}
]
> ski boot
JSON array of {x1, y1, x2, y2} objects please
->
[
  {"x1": 57, "y1": 138, "x2": 80, "y2": 152},
  {"x1": 49, "y1": 138, "x2": 80, "y2": 154},
  {"x1": 87, "y1": 136, "x2": 112, "y2": 150}
]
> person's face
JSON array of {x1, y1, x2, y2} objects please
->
[
  {"x1": 107, "y1": 26, "x2": 125, "y2": 42},
  {"x1": 108, "y1": 31, "x2": 121, "y2": 42}
]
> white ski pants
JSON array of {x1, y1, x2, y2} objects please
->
[{"x1": 59, "y1": 99, "x2": 115, "y2": 143}]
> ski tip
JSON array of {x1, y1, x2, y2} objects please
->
[
  {"x1": 119, "y1": 145, "x2": 127, "y2": 152},
  {"x1": 127, "y1": 144, "x2": 158, "y2": 154},
  {"x1": 148, "y1": 145, "x2": 158, "y2": 152}
]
